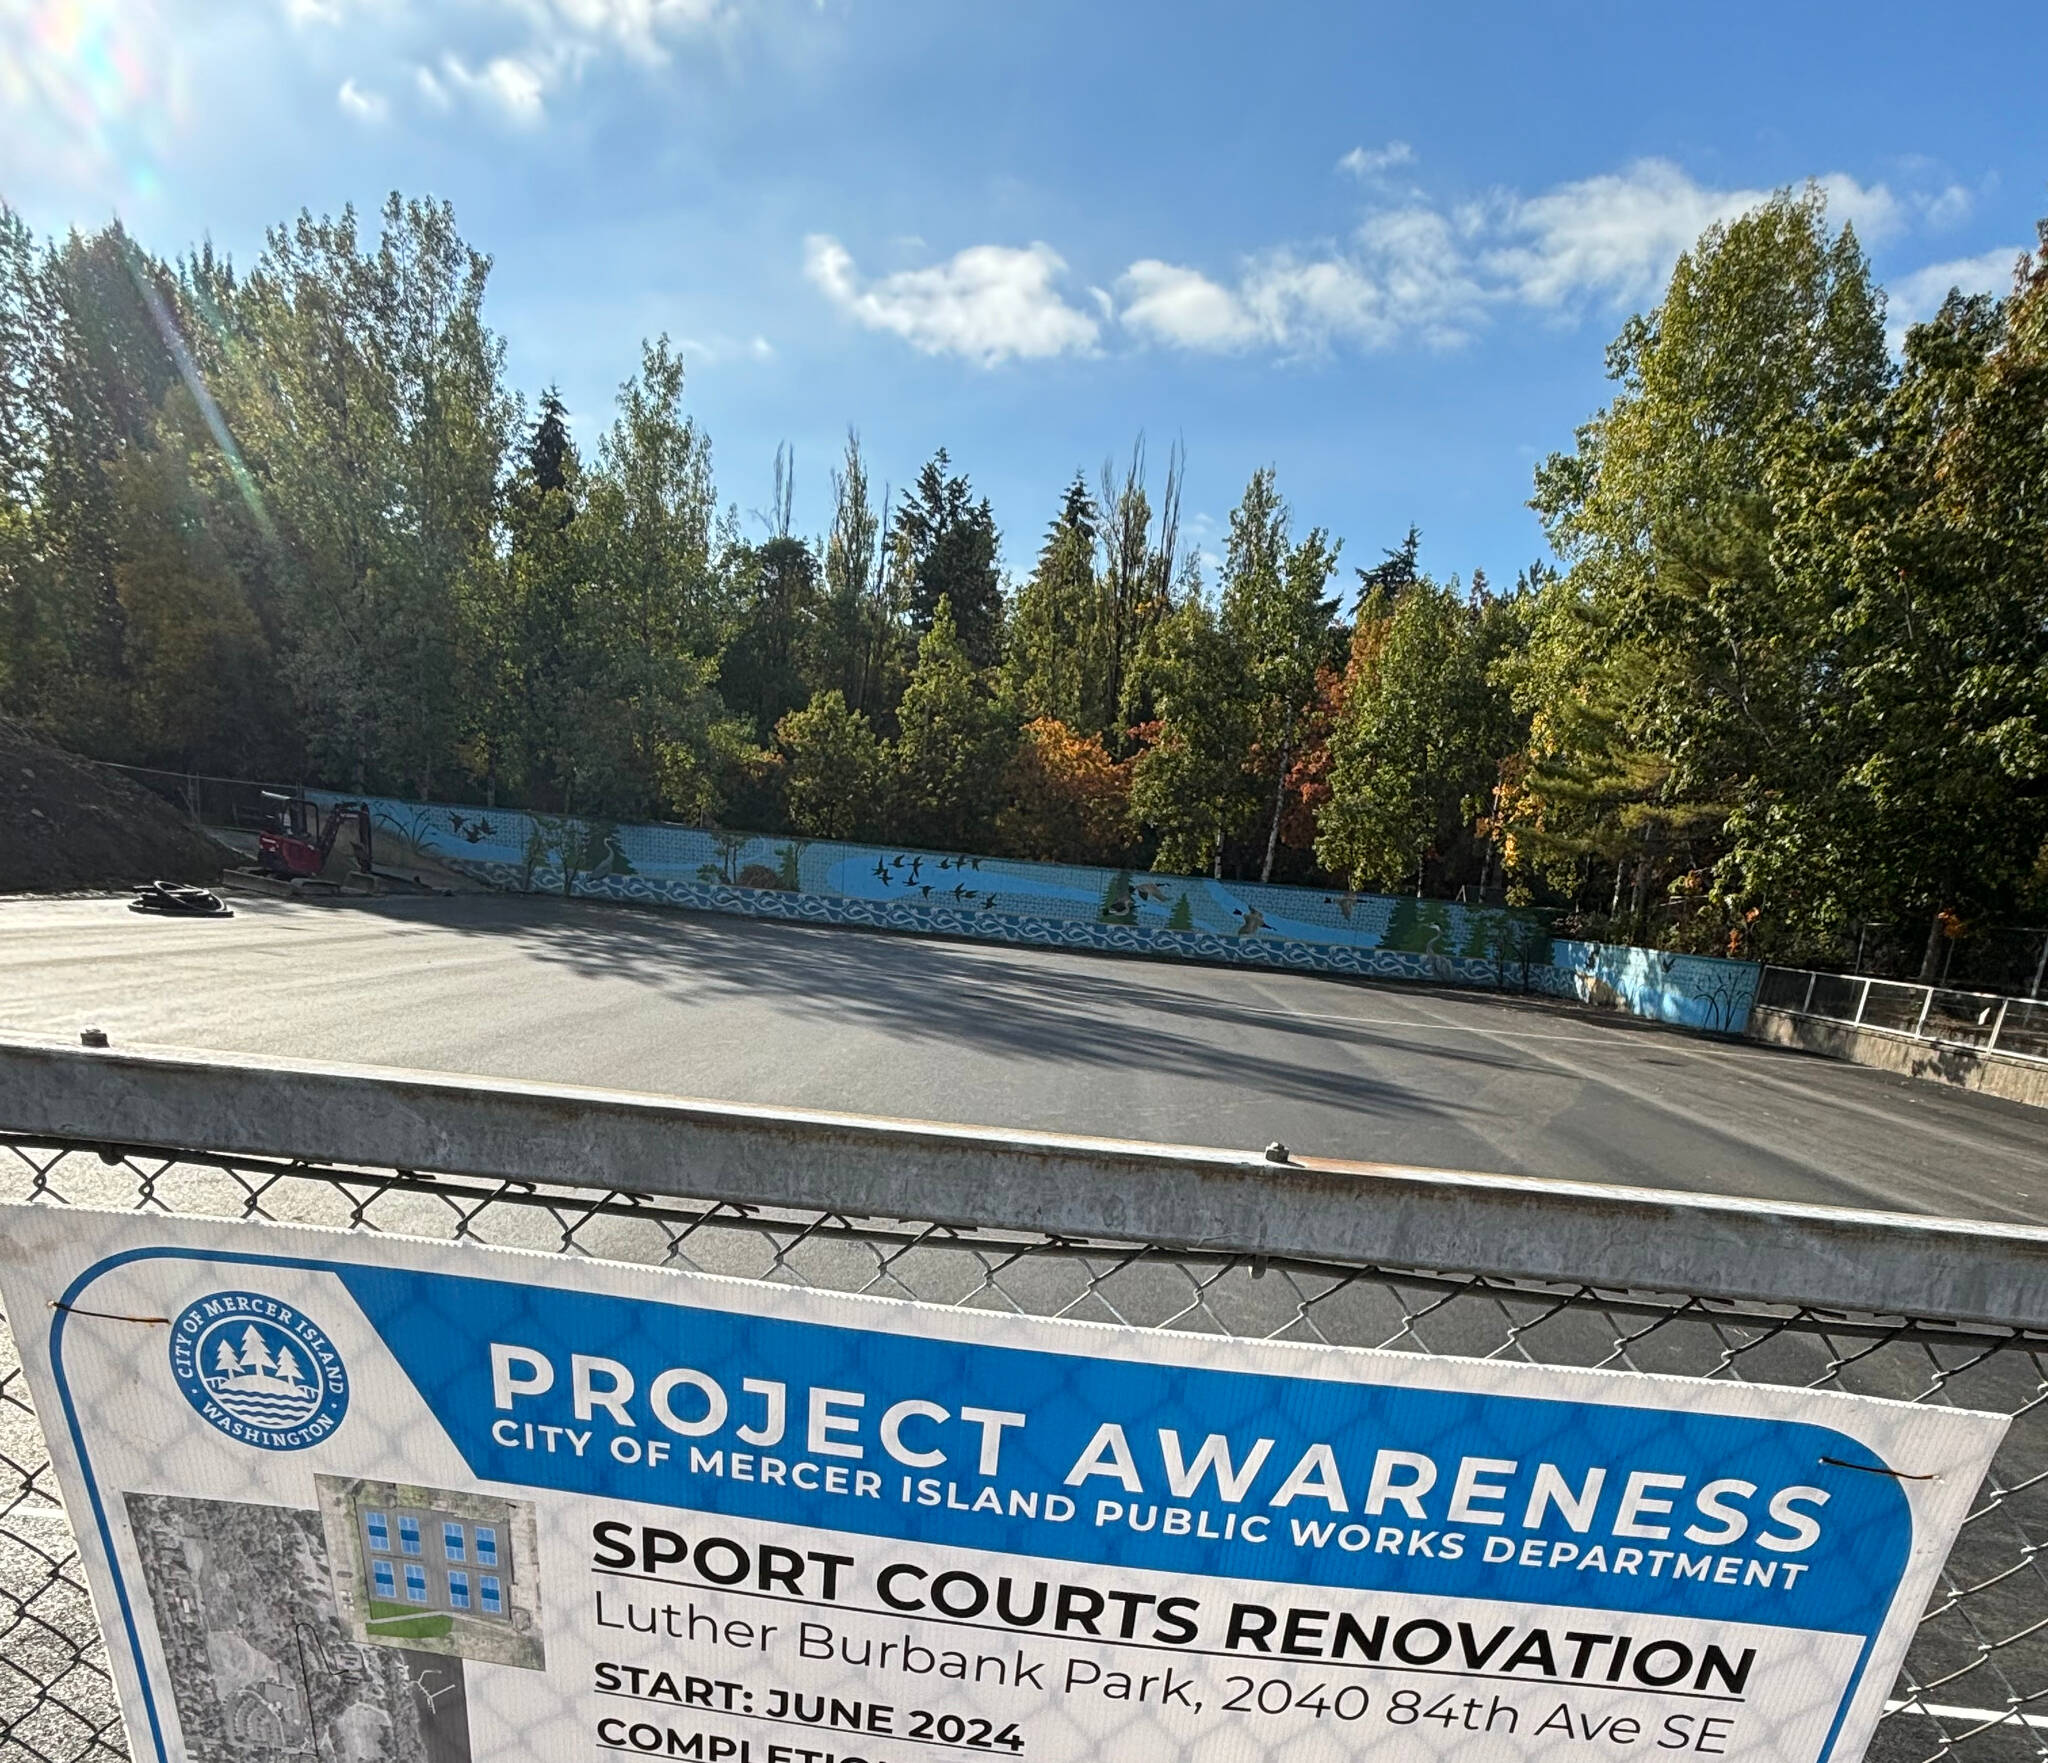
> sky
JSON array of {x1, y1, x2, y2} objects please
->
[{"x1": 4, "y1": 0, "x2": 2045, "y2": 594}]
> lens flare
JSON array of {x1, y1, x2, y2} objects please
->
[
  {"x1": 118, "y1": 233, "x2": 280, "y2": 545},
  {"x1": 0, "y1": 0, "x2": 189, "y2": 198}
]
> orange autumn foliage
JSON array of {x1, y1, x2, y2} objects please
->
[{"x1": 997, "y1": 717, "x2": 1136, "y2": 865}]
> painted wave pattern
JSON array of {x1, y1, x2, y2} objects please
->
[
  {"x1": 459, "y1": 861, "x2": 1570, "y2": 991},
  {"x1": 359, "y1": 796, "x2": 1757, "y2": 1033},
  {"x1": 208, "y1": 1389, "x2": 322, "y2": 1426}
]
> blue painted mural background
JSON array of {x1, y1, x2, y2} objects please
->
[{"x1": 337, "y1": 793, "x2": 1760, "y2": 1034}]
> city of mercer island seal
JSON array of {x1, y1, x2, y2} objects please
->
[{"x1": 169, "y1": 1290, "x2": 349, "y2": 1450}]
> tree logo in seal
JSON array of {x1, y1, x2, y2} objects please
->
[{"x1": 169, "y1": 1291, "x2": 349, "y2": 1451}]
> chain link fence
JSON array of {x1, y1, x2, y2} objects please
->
[{"x1": 1, "y1": 1108, "x2": 2044, "y2": 1762}]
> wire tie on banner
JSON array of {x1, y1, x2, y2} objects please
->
[
  {"x1": 1819, "y1": 1454, "x2": 1937, "y2": 1481},
  {"x1": 48, "y1": 1301, "x2": 171, "y2": 1326}
]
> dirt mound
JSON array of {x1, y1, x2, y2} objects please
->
[{"x1": 0, "y1": 719, "x2": 227, "y2": 893}]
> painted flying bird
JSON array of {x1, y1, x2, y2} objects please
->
[
  {"x1": 908, "y1": 858, "x2": 922, "y2": 882},
  {"x1": 873, "y1": 861, "x2": 890, "y2": 885},
  {"x1": 952, "y1": 883, "x2": 967, "y2": 900},
  {"x1": 920, "y1": 884, "x2": 932, "y2": 898}
]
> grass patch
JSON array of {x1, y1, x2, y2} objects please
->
[{"x1": 365, "y1": 1607, "x2": 453, "y2": 1641}]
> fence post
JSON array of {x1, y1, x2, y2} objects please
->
[
  {"x1": 1913, "y1": 986, "x2": 1935, "y2": 1041},
  {"x1": 1853, "y1": 977, "x2": 1871, "y2": 1026},
  {"x1": 1986, "y1": 997, "x2": 2009, "y2": 1055},
  {"x1": 1803, "y1": 970, "x2": 1817, "y2": 1014}
]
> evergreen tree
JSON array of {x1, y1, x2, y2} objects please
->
[
  {"x1": 1217, "y1": 468, "x2": 1341, "y2": 881},
  {"x1": 238, "y1": 1325, "x2": 274, "y2": 1374},
  {"x1": 1318, "y1": 575, "x2": 1522, "y2": 896},
  {"x1": 1006, "y1": 474, "x2": 1097, "y2": 728},
  {"x1": 893, "y1": 449, "x2": 1003, "y2": 669}
]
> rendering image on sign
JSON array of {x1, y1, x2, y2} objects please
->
[{"x1": 1, "y1": 1207, "x2": 2005, "y2": 1763}]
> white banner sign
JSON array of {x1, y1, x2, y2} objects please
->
[{"x1": 0, "y1": 1208, "x2": 2005, "y2": 1763}]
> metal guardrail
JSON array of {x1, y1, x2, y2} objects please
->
[
  {"x1": 0, "y1": 1036, "x2": 2045, "y2": 1763},
  {"x1": 1758, "y1": 967, "x2": 2048, "y2": 1067}
]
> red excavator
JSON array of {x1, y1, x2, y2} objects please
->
[{"x1": 254, "y1": 792, "x2": 374, "y2": 886}]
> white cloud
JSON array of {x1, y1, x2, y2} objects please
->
[
  {"x1": 674, "y1": 332, "x2": 777, "y2": 365},
  {"x1": 814, "y1": 155, "x2": 1983, "y2": 370},
  {"x1": 336, "y1": 77, "x2": 388, "y2": 123},
  {"x1": 804, "y1": 235, "x2": 1099, "y2": 366},
  {"x1": 1485, "y1": 162, "x2": 1906, "y2": 313},
  {"x1": 1919, "y1": 183, "x2": 1973, "y2": 229},
  {"x1": 1120, "y1": 207, "x2": 1483, "y2": 356},
  {"x1": 1813, "y1": 173, "x2": 1903, "y2": 243},
  {"x1": 541, "y1": 0, "x2": 727, "y2": 64},
  {"x1": 1118, "y1": 261, "x2": 1260, "y2": 350},
  {"x1": 1353, "y1": 206, "x2": 1485, "y2": 339},
  {"x1": 294, "y1": 0, "x2": 730, "y2": 124},
  {"x1": 1239, "y1": 252, "x2": 1394, "y2": 351},
  {"x1": 1890, "y1": 246, "x2": 2026, "y2": 329},
  {"x1": 1337, "y1": 140, "x2": 1414, "y2": 180},
  {"x1": 439, "y1": 50, "x2": 556, "y2": 124},
  {"x1": 1485, "y1": 159, "x2": 1769, "y2": 308}
]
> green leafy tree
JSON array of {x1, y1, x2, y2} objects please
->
[
  {"x1": 1216, "y1": 467, "x2": 1340, "y2": 881},
  {"x1": 892, "y1": 597, "x2": 1017, "y2": 849},
  {"x1": 1750, "y1": 236, "x2": 2048, "y2": 969},
  {"x1": 776, "y1": 688, "x2": 889, "y2": 840},
  {"x1": 1528, "y1": 186, "x2": 1891, "y2": 950},
  {"x1": 575, "y1": 337, "x2": 746, "y2": 820},
  {"x1": 818, "y1": 428, "x2": 899, "y2": 718},
  {"x1": 462, "y1": 386, "x2": 581, "y2": 806},
  {"x1": 1006, "y1": 474, "x2": 1097, "y2": 729},
  {"x1": 1128, "y1": 579, "x2": 1256, "y2": 876},
  {"x1": 106, "y1": 388, "x2": 284, "y2": 772},
  {"x1": 722, "y1": 534, "x2": 823, "y2": 738},
  {"x1": 1089, "y1": 436, "x2": 1182, "y2": 746},
  {"x1": 1318, "y1": 577, "x2": 1513, "y2": 893}
]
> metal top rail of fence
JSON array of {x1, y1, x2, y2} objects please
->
[
  {"x1": 0, "y1": 1033, "x2": 2044, "y2": 1763},
  {"x1": 1757, "y1": 968, "x2": 2048, "y2": 1067}
]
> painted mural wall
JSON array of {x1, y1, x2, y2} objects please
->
[{"x1": 340, "y1": 794, "x2": 1761, "y2": 1034}]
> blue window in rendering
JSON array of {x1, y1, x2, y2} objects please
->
[
  {"x1": 403, "y1": 1563, "x2": 427, "y2": 1605},
  {"x1": 447, "y1": 1570, "x2": 470, "y2": 1610},
  {"x1": 365, "y1": 1511, "x2": 390, "y2": 1552},
  {"x1": 443, "y1": 1521, "x2": 465, "y2": 1561},
  {"x1": 372, "y1": 1560, "x2": 396, "y2": 1600},
  {"x1": 473, "y1": 1526, "x2": 497, "y2": 1566},
  {"x1": 398, "y1": 1515, "x2": 421, "y2": 1555},
  {"x1": 479, "y1": 1575, "x2": 502, "y2": 1614}
]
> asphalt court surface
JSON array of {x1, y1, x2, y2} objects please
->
[{"x1": 0, "y1": 891, "x2": 2040, "y2": 1221}]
